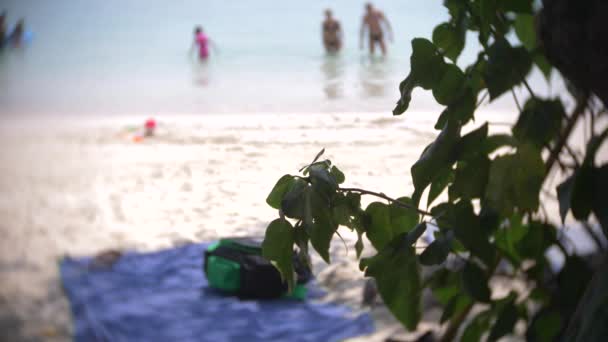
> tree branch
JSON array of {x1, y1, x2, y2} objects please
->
[
  {"x1": 544, "y1": 98, "x2": 589, "y2": 179},
  {"x1": 338, "y1": 187, "x2": 434, "y2": 217}
]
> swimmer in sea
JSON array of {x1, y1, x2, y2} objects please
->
[
  {"x1": 360, "y1": 3, "x2": 393, "y2": 56},
  {"x1": 0, "y1": 11, "x2": 7, "y2": 47},
  {"x1": 8, "y1": 18, "x2": 25, "y2": 47},
  {"x1": 193, "y1": 26, "x2": 211, "y2": 61},
  {"x1": 322, "y1": 9, "x2": 343, "y2": 54}
]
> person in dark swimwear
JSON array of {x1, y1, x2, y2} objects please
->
[
  {"x1": 322, "y1": 9, "x2": 343, "y2": 53},
  {"x1": 0, "y1": 11, "x2": 7, "y2": 47},
  {"x1": 360, "y1": 3, "x2": 393, "y2": 56},
  {"x1": 8, "y1": 18, "x2": 24, "y2": 47}
]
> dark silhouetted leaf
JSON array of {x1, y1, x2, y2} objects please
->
[
  {"x1": 433, "y1": 22, "x2": 465, "y2": 62},
  {"x1": 262, "y1": 219, "x2": 295, "y2": 290},
  {"x1": 571, "y1": 164, "x2": 593, "y2": 220},
  {"x1": 592, "y1": 165, "x2": 608, "y2": 237},
  {"x1": 309, "y1": 164, "x2": 338, "y2": 199},
  {"x1": 527, "y1": 310, "x2": 562, "y2": 342},
  {"x1": 310, "y1": 206, "x2": 336, "y2": 263},
  {"x1": 484, "y1": 39, "x2": 532, "y2": 100},
  {"x1": 462, "y1": 310, "x2": 493, "y2": 342},
  {"x1": 330, "y1": 165, "x2": 345, "y2": 184},
  {"x1": 457, "y1": 123, "x2": 489, "y2": 160},
  {"x1": 435, "y1": 88, "x2": 476, "y2": 129},
  {"x1": 420, "y1": 231, "x2": 453, "y2": 265},
  {"x1": 427, "y1": 168, "x2": 454, "y2": 207},
  {"x1": 489, "y1": 301, "x2": 518, "y2": 341},
  {"x1": 449, "y1": 156, "x2": 490, "y2": 200},
  {"x1": 485, "y1": 144, "x2": 544, "y2": 215},
  {"x1": 462, "y1": 261, "x2": 491, "y2": 303},
  {"x1": 412, "y1": 120, "x2": 461, "y2": 205},
  {"x1": 441, "y1": 294, "x2": 472, "y2": 323},
  {"x1": 433, "y1": 64, "x2": 466, "y2": 105},
  {"x1": 557, "y1": 174, "x2": 575, "y2": 223},
  {"x1": 355, "y1": 231, "x2": 364, "y2": 258},
  {"x1": 281, "y1": 179, "x2": 309, "y2": 219},
  {"x1": 360, "y1": 236, "x2": 422, "y2": 330},
  {"x1": 499, "y1": 0, "x2": 533, "y2": 13},
  {"x1": 410, "y1": 38, "x2": 445, "y2": 89},
  {"x1": 482, "y1": 134, "x2": 517, "y2": 154},
  {"x1": 513, "y1": 98, "x2": 564, "y2": 148},
  {"x1": 266, "y1": 175, "x2": 295, "y2": 209}
]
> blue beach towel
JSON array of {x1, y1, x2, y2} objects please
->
[{"x1": 60, "y1": 242, "x2": 375, "y2": 342}]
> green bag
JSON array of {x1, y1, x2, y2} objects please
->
[{"x1": 204, "y1": 237, "x2": 310, "y2": 300}]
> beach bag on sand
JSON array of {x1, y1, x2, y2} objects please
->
[{"x1": 204, "y1": 237, "x2": 311, "y2": 300}]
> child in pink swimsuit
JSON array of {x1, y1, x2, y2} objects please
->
[{"x1": 194, "y1": 26, "x2": 209, "y2": 60}]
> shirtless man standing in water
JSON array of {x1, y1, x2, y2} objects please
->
[
  {"x1": 360, "y1": 3, "x2": 393, "y2": 56},
  {"x1": 322, "y1": 9, "x2": 342, "y2": 53}
]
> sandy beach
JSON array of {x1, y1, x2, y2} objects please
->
[{"x1": 0, "y1": 111, "x2": 595, "y2": 341}]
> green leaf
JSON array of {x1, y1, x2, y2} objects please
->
[
  {"x1": 499, "y1": 0, "x2": 532, "y2": 13},
  {"x1": 533, "y1": 53, "x2": 552, "y2": 81},
  {"x1": 281, "y1": 179, "x2": 309, "y2": 219},
  {"x1": 329, "y1": 165, "x2": 345, "y2": 184},
  {"x1": 513, "y1": 98, "x2": 564, "y2": 148},
  {"x1": 427, "y1": 168, "x2": 454, "y2": 207},
  {"x1": 355, "y1": 231, "x2": 364, "y2": 258},
  {"x1": 309, "y1": 164, "x2": 338, "y2": 199},
  {"x1": 489, "y1": 301, "x2": 518, "y2": 341},
  {"x1": 310, "y1": 207, "x2": 336, "y2": 263},
  {"x1": 528, "y1": 310, "x2": 562, "y2": 342},
  {"x1": 394, "y1": 76, "x2": 415, "y2": 115},
  {"x1": 435, "y1": 88, "x2": 476, "y2": 129},
  {"x1": 300, "y1": 148, "x2": 326, "y2": 172},
  {"x1": 457, "y1": 123, "x2": 489, "y2": 160},
  {"x1": 482, "y1": 134, "x2": 517, "y2": 154},
  {"x1": 514, "y1": 14, "x2": 536, "y2": 50},
  {"x1": 433, "y1": 64, "x2": 466, "y2": 105},
  {"x1": 485, "y1": 144, "x2": 545, "y2": 215},
  {"x1": 483, "y1": 39, "x2": 533, "y2": 100},
  {"x1": 266, "y1": 175, "x2": 295, "y2": 209},
  {"x1": 516, "y1": 222, "x2": 556, "y2": 261},
  {"x1": 364, "y1": 202, "x2": 393, "y2": 250},
  {"x1": 412, "y1": 120, "x2": 461, "y2": 205},
  {"x1": 448, "y1": 201, "x2": 495, "y2": 265},
  {"x1": 462, "y1": 310, "x2": 493, "y2": 342},
  {"x1": 365, "y1": 200, "x2": 418, "y2": 250},
  {"x1": 432, "y1": 22, "x2": 465, "y2": 62},
  {"x1": 360, "y1": 237, "x2": 422, "y2": 330},
  {"x1": 419, "y1": 231, "x2": 453, "y2": 265},
  {"x1": 441, "y1": 294, "x2": 472, "y2": 323},
  {"x1": 390, "y1": 197, "x2": 419, "y2": 235},
  {"x1": 394, "y1": 39, "x2": 445, "y2": 115},
  {"x1": 449, "y1": 156, "x2": 490, "y2": 200},
  {"x1": 556, "y1": 174, "x2": 575, "y2": 223},
  {"x1": 405, "y1": 222, "x2": 427, "y2": 246},
  {"x1": 410, "y1": 38, "x2": 445, "y2": 89},
  {"x1": 462, "y1": 261, "x2": 492, "y2": 303},
  {"x1": 262, "y1": 219, "x2": 295, "y2": 290}
]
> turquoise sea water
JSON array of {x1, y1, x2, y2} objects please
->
[{"x1": 0, "y1": 0, "x2": 553, "y2": 116}]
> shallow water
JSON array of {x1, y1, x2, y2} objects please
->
[{"x1": 0, "y1": 0, "x2": 555, "y2": 117}]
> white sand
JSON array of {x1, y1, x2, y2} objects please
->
[{"x1": 0, "y1": 111, "x2": 590, "y2": 341}]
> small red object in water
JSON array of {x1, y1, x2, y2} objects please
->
[{"x1": 145, "y1": 118, "x2": 156, "y2": 129}]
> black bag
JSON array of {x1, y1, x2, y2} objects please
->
[{"x1": 203, "y1": 237, "x2": 311, "y2": 299}]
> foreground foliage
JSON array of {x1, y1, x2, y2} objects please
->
[{"x1": 263, "y1": 1, "x2": 608, "y2": 340}]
